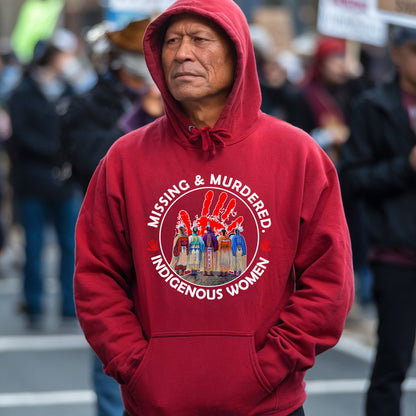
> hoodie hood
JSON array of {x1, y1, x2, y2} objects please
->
[{"x1": 143, "y1": 0, "x2": 261, "y2": 153}]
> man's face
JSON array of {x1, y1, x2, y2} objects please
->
[
  {"x1": 161, "y1": 14, "x2": 236, "y2": 108},
  {"x1": 392, "y1": 41, "x2": 416, "y2": 93}
]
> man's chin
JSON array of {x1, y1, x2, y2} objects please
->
[{"x1": 171, "y1": 89, "x2": 206, "y2": 104}]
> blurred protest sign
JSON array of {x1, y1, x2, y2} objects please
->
[
  {"x1": 377, "y1": 0, "x2": 416, "y2": 27},
  {"x1": 106, "y1": 0, "x2": 175, "y2": 28},
  {"x1": 318, "y1": 0, "x2": 388, "y2": 46},
  {"x1": 252, "y1": 7, "x2": 294, "y2": 52},
  {"x1": 11, "y1": 0, "x2": 64, "y2": 63}
]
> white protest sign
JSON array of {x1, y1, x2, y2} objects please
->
[
  {"x1": 108, "y1": 0, "x2": 175, "y2": 14},
  {"x1": 318, "y1": 0, "x2": 388, "y2": 46},
  {"x1": 377, "y1": 0, "x2": 416, "y2": 28},
  {"x1": 106, "y1": 0, "x2": 175, "y2": 28}
]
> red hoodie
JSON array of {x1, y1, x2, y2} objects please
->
[{"x1": 74, "y1": 1, "x2": 354, "y2": 415}]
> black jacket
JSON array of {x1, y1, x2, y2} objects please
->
[
  {"x1": 61, "y1": 74, "x2": 132, "y2": 191},
  {"x1": 338, "y1": 77, "x2": 416, "y2": 251},
  {"x1": 7, "y1": 73, "x2": 76, "y2": 201},
  {"x1": 260, "y1": 82, "x2": 312, "y2": 132}
]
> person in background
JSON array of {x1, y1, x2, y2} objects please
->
[
  {"x1": 250, "y1": 24, "x2": 310, "y2": 130},
  {"x1": 0, "y1": 42, "x2": 22, "y2": 103},
  {"x1": 61, "y1": 18, "x2": 163, "y2": 416},
  {"x1": 61, "y1": 18, "x2": 163, "y2": 192},
  {"x1": 0, "y1": 50, "x2": 14, "y2": 260},
  {"x1": 0, "y1": 52, "x2": 12, "y2": 144},
  {"x1": 338, "y1": 26, "x2": 416, "y2": 416},
  {"x1": 301, "y1": 35, "x2": 373, "y2": 305},
  {"x1": 50, "y1": 28, "x2": 97, "y2": 95},
  {"x1": 301, "y1": 36, "x2": 363, "y2": 163},
  {"x1": 7, "y1": 38, "x2": 81, "y2": 329},
  {"x1": 73, "y1": 1, "x2": 354, "y2": 415}
]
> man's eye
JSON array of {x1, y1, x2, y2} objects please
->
[
  {"x1": 166, "y1": 37, "x2": 178, "y2": 45},
  {"x1": 194, "y1": 37, "x2": 207, "y2": 43}
]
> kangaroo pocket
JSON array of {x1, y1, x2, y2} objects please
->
[{"x1": 126, "y1": 332, "x2": 274, "y2": 415}]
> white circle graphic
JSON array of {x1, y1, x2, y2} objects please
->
[{"x1": 158, "y1": 186, "x2": 260, "y2": 287}]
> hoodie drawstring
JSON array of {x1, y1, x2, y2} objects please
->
[{"x1": 188, "y1": 126, "x2": 230, "y2": 156}]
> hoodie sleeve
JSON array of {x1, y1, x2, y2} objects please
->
[
  {"x1": 258, "y1": 148, "x2": 354, "y2": 388},
  {"x1": 74, "y1": 155, "x2": 148, "y2": 385}
]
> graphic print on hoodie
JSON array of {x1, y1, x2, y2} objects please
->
[
  {"x1": 149, "y1": 176, "x2": 272, "y2": 299},
  {"x1": 74, "y1": 0, "x2": 354, "y2": 415}
]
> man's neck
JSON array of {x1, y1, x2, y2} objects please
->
[{"x1": 181, "y1": 97, "x2": 227, "y2": 128}]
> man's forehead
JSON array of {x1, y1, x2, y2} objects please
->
[{"x1": 164, "y1": 13, "x2": 224, "y2": 35}]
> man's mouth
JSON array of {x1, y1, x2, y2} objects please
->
[{"x1": 174, "y1": 72, "x2": 200, "y2": 79}]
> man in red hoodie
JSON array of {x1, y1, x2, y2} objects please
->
[{"x1": 74, "y1": 1, "x2": 354, "y2": 415}]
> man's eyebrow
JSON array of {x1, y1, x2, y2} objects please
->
[{"x1": 165, "y1": 28, "x2": 215, "y2": 38}]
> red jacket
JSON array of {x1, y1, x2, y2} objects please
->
[{"x1": 74, "y1": 0, "x2": 354, "y2": 414}]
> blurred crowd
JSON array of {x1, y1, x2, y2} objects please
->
[
  {"x1": 0, "y1": 1, "x2": 415, "y2": 416},
  {"x1": 0, "y1": 4, "x2": 392, "y2": 310}
]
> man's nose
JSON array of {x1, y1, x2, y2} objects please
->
[{"x1": 174, "y1": 37, "x2": 194, "y2": 61}]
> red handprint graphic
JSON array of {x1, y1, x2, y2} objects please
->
[
  {"x1": 176, "y1": 190, "x2": 244, "y2": 236},
  {"x1": 261, "y1": 239, "x2": 271, "y2": 252},
  {"x1": 148, "y1": 239, "x2": 159, "y2": 251}
]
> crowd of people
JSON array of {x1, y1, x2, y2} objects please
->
[{"x1": 0, "y1": 1, "x2": 415, "y2": 415}]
